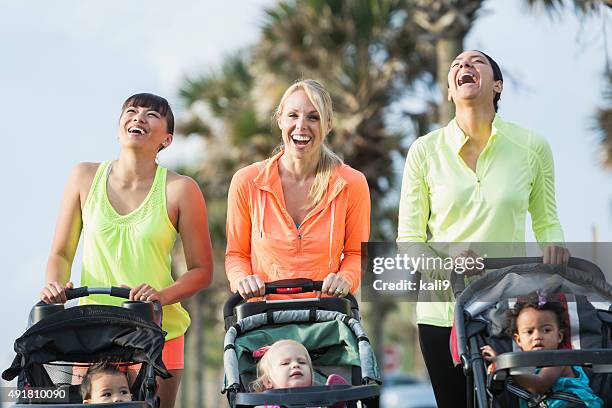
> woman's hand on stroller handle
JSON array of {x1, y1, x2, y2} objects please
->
[
  {"x1": 39, "y1": 285, "x2": 150, "y2": 303},
  {"x1": 121, "y1": 283, "x2": 164, "y2": 303},
  {"x1": 236, "y1": 275, "x2": 266, "y2": 299},
  {"x1": 453, "y1": 250, "x2": 485, "y2": 277},
  {"x1": 40, "y1": 281, "x2": 74, "y2": 304},
  {"x1": 542, "y1": 245, "x2": 570, "y2": 265},
  {"x1": 233, "y1": 275, "x2": 350, "y2": 299},
  {"x1": 320, "y1": 273, "x2": 350, "y2": 297}
]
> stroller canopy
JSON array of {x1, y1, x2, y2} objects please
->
[
  {"x1": 454, "y1": 263, "x2": 612, "y2": 360},
  {"x1": 3, "y1": 304, "x2": 170, "y2": 381},
  {"x1": 457, "y1": 263, "x2": 611, "y2": 318}
]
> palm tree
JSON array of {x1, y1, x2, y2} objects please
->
[
  {"x1": 523, "y1": 0, "x2": 611, "y2": 14},
  {"x1": 595, "y1": 71, "x2": 612, "y2": 168},
  {"x1": 410, "y1": 0, "x2": 485, "y2": 124}
]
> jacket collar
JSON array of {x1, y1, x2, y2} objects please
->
[
  {"x1": 447, "y1": 114, "x2": 503, "y2": 154},
  {"x1": 253, "y1": 149, "x2": 348, "y2": 208}
]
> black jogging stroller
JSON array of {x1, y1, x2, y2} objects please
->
[
  {"x1": 452, "y1": 257, "x2": 612, "y2": 408},
  {"x1": 222, "y1": 278, "x2": 381, "y2": 408},
  {"x1": 2, "y1": 286, "x2": 170, "y2": 408}
]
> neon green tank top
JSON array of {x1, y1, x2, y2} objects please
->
[{"x1": 81, "y1": 161, "x2": 190, "y2": 340}]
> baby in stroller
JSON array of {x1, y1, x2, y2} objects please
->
[
  {"x1": 250, "y1": 339, "x2": 349, "y2": 408},
  {"x1": 251, "y1": 340, "x2": 314, "y2": 392},
  {"x1": 81, "y1": 362, "x2": 132, "y2": 404},
  {"x1": 451, "y1": 257, "x2": 612, "y2": 408},
  {"x1": 480, "y1": 292, "x2": 603, "y2": 407}
]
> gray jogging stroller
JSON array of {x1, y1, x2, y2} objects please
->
[
  {"x1": 222, "y1": 278, "x2": 381, "y2": 408},
  {"x1": 453, "y1": 257, "x2": 612, "y2": 408}
]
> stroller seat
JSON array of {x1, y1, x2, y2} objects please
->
[{"x1": 222, "y1": 278, "x2": 381, "y2": 408}]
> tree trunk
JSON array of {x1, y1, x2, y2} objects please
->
[
  {"x1": 195, "y1": 291, "x2": 204, "y2": 408},
  {"x1": 436, "y1": 37, "x2": 463, "y2": 125},
  {"x1": 179, "y1": 297, "x2": 191, "y2": 408}
]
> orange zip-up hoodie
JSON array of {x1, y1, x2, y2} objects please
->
[{"x1": 225, "y1": 151, "x2": 370, "y2": 295}]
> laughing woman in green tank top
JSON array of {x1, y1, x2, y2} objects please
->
[{"x1": 40, "y1": 93, "x2": 214, "y2": 408}]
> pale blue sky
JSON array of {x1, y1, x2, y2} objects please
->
[{"x1": 0, "y1": 1, "x2": 610, "y2": 379}]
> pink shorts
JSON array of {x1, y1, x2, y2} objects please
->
[{"x1": 162, "y1": 336, "x2": 184, "y2": 370}]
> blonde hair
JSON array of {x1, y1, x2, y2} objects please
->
[
  {"x1": 274, "y1": 79, "x2": 343, "y2": 207},
  {"x1": 250, "y1": 339, "x2": 314, "y2": 392}
]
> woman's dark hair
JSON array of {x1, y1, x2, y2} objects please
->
[
  {"x1": 507, "y1": 292, "x2": 567, "y2": 336},
  {"x1": 121, "y1": 93, "x2": 174, "y2": 134},
  {"x1": 474, "y1": 50, "x2": 503, "y2": 112}
]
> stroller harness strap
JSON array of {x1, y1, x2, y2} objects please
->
[{"x1": 507, "y1": 380, "x2": 586, "y2": 407}]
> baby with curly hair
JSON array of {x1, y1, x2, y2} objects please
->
[{"x1": 481, "y1": 292, "x2": 602, "y2": 407}]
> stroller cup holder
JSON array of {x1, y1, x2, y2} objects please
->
[
  {"x1": 122, "y1": 300, "x2": 162, "y2": 325},
  {"x1": 29, "y1": 303, "x2": 65, "y2": 326}
]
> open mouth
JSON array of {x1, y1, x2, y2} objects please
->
[
  {"x1": 457, "y1": 73, "x2": 477, "y2": 86},
  {"x1": 128, "y1": 126, "x2": 146, "y2": 135},
  {"x1": 290, "y1": 371, "x2": 303, "y2": 378},
  {"x1": 291, "y1": 135, "x2": 311, "y2": 146}
]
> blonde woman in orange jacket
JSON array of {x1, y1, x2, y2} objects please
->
[{"x1": 225, "y1": 79, "x2": 370, "y2": 299}]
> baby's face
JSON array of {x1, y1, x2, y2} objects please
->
[
  {"x1": 85, "y1": 372, "x2": 132, "y2": 404},
  {"x1": 266, "y1": 343, "x2": 312, "y2": 389},
  {"x1": 514, "y1": 308, "x2": 563, "y2": 352}
]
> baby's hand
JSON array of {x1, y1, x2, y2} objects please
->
[
  {"x1": 480, "y1": 345, "x2": 498, "y2": 375},
  {"x1": 480, "y1": 345, "x2": 497, "y2": 362}
]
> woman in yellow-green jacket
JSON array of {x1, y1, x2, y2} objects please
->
[{"x1": 397, "y1": 50, "x2": 569, "y2": 408}]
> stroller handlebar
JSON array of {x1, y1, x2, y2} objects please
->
[
  {"x1": 223, "y1": 279, "x2": 358, "y2": 319},
  {"x1": 483, "y1": 256, "x2": 602, "y2": 276},
  {"x1": 265, "y1": 278, "x2": 323, "y2": 294},
  {"x1": 30, "y1": 287, "x2": 162, "y2": 327},
  {"x1": 64, "y1": 286, "x2": 132, "y2": 300}
]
